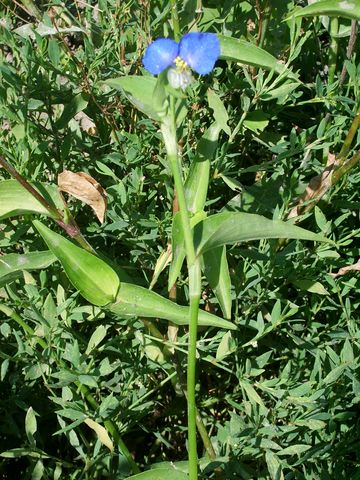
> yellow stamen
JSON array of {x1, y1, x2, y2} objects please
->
[{"x1": 174, "y1": 56, "x2": 188, "y2": 71}]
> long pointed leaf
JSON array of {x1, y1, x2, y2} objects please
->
[
  {"x1": 194, "y1": 212, "x2": 330, "y2": 255},
  {"x1": 126, "y1": 468, "x2": 188, "y2": 480},
  {"x1": 219, "y1": 35, "x2": 290, "y2": 74},
  {"x1": 287, "y1": 1, "x2": 360, "y2": 21},
  {"x1": 185, "y1": 123, "x2": 221, "y2": 214},
  {"x1": 109, "y1": 283, "x2": 236, "y2": 330},
  {"x1": 203, "y1": 246, "x2": 232, "y2": 319},
  {"x1": 168, "y1": 212, "x2": 186, "y2": 290}
]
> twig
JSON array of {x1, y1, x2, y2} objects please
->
[{"x1": 340, "y1": 20, "x2": 358, "y2": 87}]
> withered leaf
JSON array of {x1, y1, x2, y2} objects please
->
[
  {"x1": 58, "y1": 170, "x2": 107, "y2": 223},
  {"x1": 287, "y1": 153, "x2": 337, "y2": 219},
  {"x1": 330, "y1": 259, "x2": 360, "y2": 278}
]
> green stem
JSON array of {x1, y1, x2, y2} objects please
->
[
  {"x1": 0, "y1": 304, "x2": 140, "y2": 474},
  {"x1": 144, "y1": 321, "x2": 216, "y2": 460},
  {"x1": 257, "y1": 0, "x2": 271, "y2": 49},
  {"x1": 170, "y1": 0, "x2": 181, "y2": 42},
  {"x1": 160, "y1": 101, "x2": 196, "y2": 265},
  {"x1": 160, "y1": 97, "x2": 202, "y2": 479},
  {"x1": 187, "y1": 261, "x2": 202, "y2": 480},
  {"x1": 338, "y1": 105, "x2": 360, "y2": 161},
  {"x1": 332, "y1": 149, "x2": 360, "y2": 185},
  {"x1": 328, "y1": 17, "x2": 339, "y2": 84}
]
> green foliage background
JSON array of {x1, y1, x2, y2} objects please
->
[{"x1": 0, "y1": 0, "x2": 360, "y2": 478}]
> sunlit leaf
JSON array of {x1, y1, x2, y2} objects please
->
[
  {"x1": 33, "y1": 221, "x2": 120, "y2": 306},
  {"x1": 104, "y1": 76, "x2": 160, "y2": 120},
  {"x1": 109, "y1": 282, "x2": 236, "y2": 330},
  {"x1": 194, "y1": 212, "x2": 330, "y2": 255},
  {"x1": 287, "y1": 1, "x2": 360, "y2": 21},
  {"x1": 203, "y1": 246, "x2": 232, "y2": 319},
  {"x1": 0, "y1": 251, "x2": 56, "y2": 287},
  {"x1": 0, "y1": 180, "x2": 62, "y2": 220},
  {"x1": 219, "y1": 35, "x2": 290, "y2": 74}
]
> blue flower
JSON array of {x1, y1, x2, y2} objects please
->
[{"x1": 143, "y1": 32, "x2": 220, "y2": 77}]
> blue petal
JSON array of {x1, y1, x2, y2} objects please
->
[
  {"x1": 143, "y1": 38, "x2": 179, "y2": 75},
  {"x1": 179, "y1": 32, "x2": 220, "y2": 75}
]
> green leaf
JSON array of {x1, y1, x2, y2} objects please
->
[
  {"x1": 31, "y1": 459, "x2": 44, "y2": 480},
  {"x1": 287, "y1": 1, "x2": 360, "y2": 21},
  {"x1": 322, "y1": 364, "x2": 348, "y2": 385},
  {"x1": 0, "y1": 180, "x2": 62, "y2": 220},
  {"x1": 33, "y1": 221, "x2": 120, "y2": 306},
  {"x1": 168, "y1": 212, "x2": 186, "y2": 290},
  {"x1": 207, "y1": 90, "x2": 230, "y2": 135},
  {"x1": 292, "y1": 279, "x2": 329, "y2": 295},
  {"x1": 48, "y1": 38, "x2": 60, "y2": 67},
  {"x1": 203, "y1": 246, "x2": 232, "y2": 319},
  {"x1": 277, "y1": 444, "x2": 311, "y2": 456},
  {"x1": 0, "y1": 251, "x2": 56, "y2": 287},
  {"x1": 168, "y1": 211, "x2": 206, "y2": 290},
  {"x1": 169, "y1": 124, "x2": 221, "y2": 289},
  {"x1": 240, "y1": 380, "x2": 268, "y2": 413},
  {"x1": 216, "y1": 330, "x2": 233, "y2": 360},
  {"x1": 104, "y1": 76, "x2": 160, "y2": 121},
  {"x1": 55, "y1": 92, "x2": 89, "y2": 129},
  {"x1": 194, "y1": 212, "x2": 331, "y2": 255},
  {"x1": 25, "y1": 407, "x2": 37, "y2": 446},
  {"x1": 85, "y1": 325, "x2": 108, "y2": 355},
  {"x1": 265, "y1": 450, "x2": 284, "y2": 480},
  {"x1": 219, "y1": 35, "x2": 289, "y2": 74},
  {"x1": 108, "y1": 283, "x2": 236, "y2": 330},
  {"x1": 243, "y1": 110, "x2": 270, "y2": 133},
  {"x1": 185, "y1": 122, "x2": 221, "y2": 214},
  {"x1": 0, "y1": 448, "x2": 50, "y2": 459},
  {"x1": 126, "y1": 467, "x2": 188, "y2": 480}
]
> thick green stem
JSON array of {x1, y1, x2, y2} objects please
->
[
  {"x1": 187, "y1": 261, "x2": 202, "y2": 480},
  {"x1": 160, "y1": 98, "x2": 202, "y2": 479},
  {"x1": 332, "y1": 149, "x2": 360, "y2": 185}
]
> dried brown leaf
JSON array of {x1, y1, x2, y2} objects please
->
[
  {"x1": 287, "y1": 153, "x2": 337, "y2": 219},
  {"x1": 330, "y1": 259, "x2": 360, "y2": 278},
  {"x1": 58, "y1": 170, "x2": 107, "y2": 223}
]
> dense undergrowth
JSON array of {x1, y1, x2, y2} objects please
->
[{"x1": 0, "y1": 1, "x2": 360, "y2": 479}]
